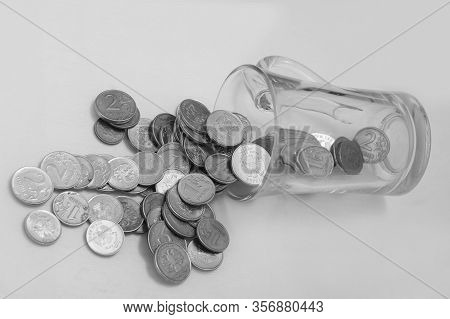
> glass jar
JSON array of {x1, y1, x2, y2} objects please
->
[{"x1": 214, "y1": 56, "x2": 431, "y2": 200}]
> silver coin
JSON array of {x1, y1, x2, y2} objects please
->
[
  {"x1": 204, "y1": 153, "x2": 237, "y2": 184},
  {"x1": 11, "y1": 167, "x2": 54, "y2": 205},
  {"x1": 177, "y1": 173, "x2": 215, "y2": 205},
  {"x1": 127, "y1": 118, "x2": 157, "y2": 152},
  {"x1": 231, "y1": 143, "x2": 271, "y2": 186},
  {"x1": 24, "y1": 210, "x2": 61, "y2": 245},
  {"x1": 146, "y1": 208, "x2": 163, "y2": 229},
  {"x1": 189, "y1": 204, "x2": 215, "y2": 227},
  {"x1": 109, "y1": 107, "x2": 141, "y2": 130},
  {"x1": 167, "y1": 186, "x2": 205, "y2": 222},
  {"x1": 40, "y1": 151, "x2": 82, "y2": 190},
  {"x1": 188, "y1": 240, "x2": 223, "y2": 271},
  {"x1": 280, "y1": 137, "x2": 321, "y2": 170},
  {"x1": 85, "y1": 154, "x2": 112, "y2": 189},
  {"x1": 108, "y1": 157, "x2": 140, "y2": 191},
  {"x1": 155, "y1": 169, "x2": 185, "y2": 194},
  {"x1": 178, "y1": 99, "x2": 210, "y2": 133},
  {"x1": 197, "y1": 218, "x2": 229, "y2": 253},
  {"x1": 117, "y1": 196, "x2": 144, "y2": 233},
  {"x1": 141, "y1": 192, "x2": 165, "y2": 218},
  {"x1": 86, "y1": 220, "x2": 125, "y2": 256},
  {"x1": 162, "y1": 202, "x2": 196, "y2": 238},
  {"x1": 178, "y1": 118, "x2": 210, "y2": 144},
  {"x1": 154, "y1": 242, "x2": 191, "y2": 284},
  {"x1": 312, "y1": 133, "x2": 335, "y2": 151},
  {"x1": 157, "y1": 144, "x2": 191, "y2": 175},
  {"x1": 147, "y1": 221, "x2": 186, "y2": 254},
  {"x1": 354, "y1": 127, "x2": 390, "y2": 163},
  {"x1": 158, "y1": 120, "x2": 176, "y2": 145},
  {"x1": 94, "y1": 90, "x2": 137, "y2": 124},
  {"x1": 206, "y1": 110, "x2": 244, "y2": 147},
  {"x1": 88, "y1": 194, "x2": 124, "y2": 223},
  {"x1": 73, "y1": 155, "x2": 94, "y2": 189},
  {"x1": 183, "y1": 136, "x2": 213, "y2": 167},
  {"x1": 52, "y1": 191, "x2": 89, "y2": 226},
  {"x1": 94, "y1": 119, "x2": 125, "y2": 145},
  {"x1": 132, "y1": 152, "x2": 164, "y2": 186},
  {"x1": 296, "y1": 146, "x2": 334, "y2": 177},
  {"x1": 151, "y1": 113, "x2": 176, "y2": 147}
]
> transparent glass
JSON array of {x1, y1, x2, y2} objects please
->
[{"x1": 214, "y1": 56, "x2": 431, "y2": 200}]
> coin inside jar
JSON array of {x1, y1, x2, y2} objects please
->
[
  {"x1": 295, "y1": 146, "x2": 334, "y2": 177},
  {"x1": 177, "y1": 173, "x2": 216, "y2": 205},
  {"x1": 86, "y1": 220, "x2": 125, "y2": 256},
  {"x1": 11, "y1": 167, "x2": 54, "y2": 205},
  {"x1": 154, "y1": 242, "x2": 191, "y2": 284},
  {"x1": 353, "y1": 127, "x2": 390, "y2": 163},
  {"x1": 335, "y1": 140, "x2": 364, "y2": 175},
  {"x1": 53, "y1": 191, "x2": 89, "y2": 226},
  {"x1": 231, "y1": 143, "x2": 271, "y2": 186},
  {"x1": 25, "y1": 210, "x2": 62, "y2": 245}
]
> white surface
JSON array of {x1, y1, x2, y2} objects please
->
[{"x1": 0, "y1": 0, "x2": 449, "y2": 298}]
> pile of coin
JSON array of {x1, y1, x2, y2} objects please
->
[{"x1": 11, "y1": 89, "x2": 391, "y2": 284}]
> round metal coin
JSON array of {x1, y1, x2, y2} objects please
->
[
  {"x1": 177, "y1": 173, "x2": 215, "y2": 205},
  {"x1": 296, "y1": 146, "x2": 334, "y2": 177},
  {"x1": 312, "y1": 133, "x2": 335, "y2": 151},
  {"x1": 85, "y1": 154, "x2": 112, "y2": 189},
  {"x1": 206, "y1": 110, "x2": 243, "y2": 147},
  {"x1": 108, "y1": 157, "x2": 140, "y2": 191},
  {"x1": 40, "y1": 151, "x2": 82, "y2": 190},
  {"x1": 53, "y1": 191, "x2": 89, "y2": 226},
  {"x1": 94, "y1": 119, "x2": 125, "y2": 145},
  {"x1": 204, "y1": 153, "x2": 236, "y2": 184},
  {"x1": 154, "y1": 242, "x2": 191, "y2": 284},
  {"x1": 162, "y1": 202, "x2": 196, "y2": 238},
  {"x1": 12, "y1": 167, "x2": 54, "y2": 205},
  {"x1": 127, "y1": 118, "x2": 157, "y2": 152},
  {"x1": 189, "y1": 204, "x2": 215, "y2": 227},
  {"x1": 155, "y1": 169, "x2": 185, "y2": 194},
  {"x1": 88, "y1": 194, "x2": 124, "y2": 223},
  {"x1": 94, "y1": 90, "x2": 137, "y2": 124},
  {"x1": 188, "y1": 240, "x2": 223, "y2": 271},
  {"x1": 73, "y1": 155, "x2": 95, "y2": 189},
  {"x1": 178, "y1": 99, "x2": 210, "y2": 133},
  {"x1": 141, "y1": 192, "x2": 165, "y2": 218},
  {"x1": 148, "y1": 221, "x2": 186, "y2": 254},
  {"x1": 353, "y1": 127, "x2": 390, "y2": 163},
  {"x1": 167, "y1": 186, "x2": 205, "y2": 222},
  {"x1": 86, "y1": 220, "x2": 125, "y2": 256},
  {"x1": 231, "y1": 143, "x2": 271, "y2": 186},
  {"x1": 25, "y1": 210, "x2": 61, "y2": 245},
  {"x1": 117, "y1": 196, "x2": 144, "y2": 233},
  {"x1": 335, "y1": 140, "x2": 364, "y2": 175},
  {"x1": 151, "y1": 113, "x2": 176, "y2": 147},
  {"x1": 132, "y1": 152, "x2": 164, "y2": 186},
  {"x1": 197, "y1": 218, "x2": 229, "y2": 253},
  {"x1": 109, "y1": 107, "x2": 141, "y2": 130},
  {"x1": 183, "y1": 136, "x2": 212, "y2": 167}
]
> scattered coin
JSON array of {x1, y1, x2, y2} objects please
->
[
  {"x1": 127, "y1": 118, "x2": 158, "y2": 152},
  {"x1": 206, "y1": 110, "x2": 244, "y2": 147},
  {"x1": 94, "y1": 90, "x2": 137, "y2": 124},
  {"x1": 25, "y1": 210, "x2": 62, "y2": 245},
  {"x1": 85, "y1": 154, "x2": 112, "y2": 189},
  {"x1": 132, "y1": 152, "x2": 164, "y2": 186},
  {"x1": 146, "y1": 208, "x2": 163, "y2": 229},
  {"x1": 141, "y1": 192, "x2": 165, "y2": 218},
  {"x1": 155, "y1": 169, "x2": 185, "y2": 194},
  {"x1": 178, "y1": 99, "x2": 210, "y2": 133},
  {"x1": 154, "y1": 242, "x2": 191, "y2": 284},
  {"x1": 167, "y1": 186, "x2": 205, "y2": 222},
  {"x1": 73, "y1": 155, "x2": 95, "y2": 189},
  {"x1": 177, "y1": 173, "x2": 215, "y2": 205},
  {"x1": 52, "y1": 191, "x2": 89, "y2": 226},
  {"x1": 189, "y1": 204, "x2": 215, "y2": 227},
  {"x1": 40, "y1": 151, "x2": 82, "y2": 190},
  {"x1": 197, "y1": 218, "x2": 229, "y2": 253},
  {"x1": 204, "y1": 153, "x2": 237, "y2": 184},
  {"x1": 147, "y1": 221, "x2": 186, "y2": 254},
  {"x1": 354, "y1": 127, "x2": 390, "y2": 163},
  {"x1": 94, "y1": 119, "x2": 125, "y2": 145},
  {"x1": 159, "y1": 119, "x2": 176, "y2": 145},
  {"x1": 108, "y1": 157, "x2": 140, "y2": 191},
  {"x1": 108, "y1": 107, "x2": 141, "y2": 130},
  {"x1": 11, "y1": 167, "x2": 54, "y2": 205},
  {"x1": 117, "y1": 196, "x2": 144, "y2": 233},
  {"x1": 86, "y1": 220, "x2": 125, "y2": 256},
  {"x1": 178, "y1": 118, "x2": 210, "y2": 144},
  {"x1": 296, "y1": 146, "x2": 334, "y2": 177},
  {"x1": 183, "y1": 136, "x2": 213, "y2": 167},
  {"x1": 231, "y1": 143, "x2": 271, "y2": 186},
  {"x1": 162, "y1": 202, "x2": 196, "y2": 238},
  {"x1": 150, "y1": 113, "x2": 176, "y2": 147},
  {"x1": 335, "y1": 140, "x2": 364, "y2": 175},
  {"x1": 157, "y1": 143, "x2": 191, "y2": 175},
  {"x1": 88, "y1": 194, "x2": 124, "y2": 223},
  {"x1": 188, "y1": 240, "x2": 223, "y2": 271}
]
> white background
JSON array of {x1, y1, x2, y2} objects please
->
[{"x1": 0, "y1": 0, "x2": 449, "y2": 298}]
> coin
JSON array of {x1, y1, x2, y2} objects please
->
[
  {"x1": 204, "y1": 153, "x2": 237, "y2": 184},
  {"x1": 157, "y1": 143, "x2": 191, "y2": 175},
  {"x1": 158, "y1": 120, "x2": 175, "y2": 145},
  {"x1": 109, "y1": 107, "x2": 141, "y2": 130},
  {"x1": 52, "y1": 191, "x2": 89, "y2": 226},
  {"x1": 178, "y1": 118, "x2": 210, "y2": 144},
  {"x1": 155, "y1": 169, "x2": 185, "y2": 194},
  {"x1": 141, "y1": 192, "x2": 165, "y2": 218},
  {"x1": 127, "y1": 118, "x2": 158, "y2": 152},
  {"x1": 330, "y1": 137, "x2": 351, "y2": 166},
  {"x1": 154, "y1": 242, "x2": 191, "y2": 284},
  {"x1": 354, "y1": 127, "x2": 390, "y2": 163},
  {"x1": 11, "y1": 167, "x2": 54, "y2": 205},
  {"x1": 189, "y1": 204, "x2": 215, "y2": 227},
  {"x1": 24, "y1": 210, "x2": 61, "y2": 245},
  {"x1": 147, "y1": 221, "x2": 186, "y2": 253},
  {"x1": 233, "y1": 112, "x2": 253, "y2": 142},
  {"x1": 73, "y1": 155, "x2": 94, "y2": 189},
  {"x1": 206, "y1": 110, "x2": 244, "y2": 147},
  {"x1": 132, "y1": 152, "x2": 164, "y2": 186},
  {"x1": 296, "y1": 146, "x2": 334, "y2": 177},
  {"x1": 188, "y1": 240, "x2": 223, "y2": 271},
  {"x1": 40, "y1": 151, "x2": 82, "y2": 190},
  {"x1": 162, "y1": 202, "x2": 196, "y2": 238},
  {"x1": 117, "y1": 196, "x2": 144, "y2": 233},
  {"x1": 177, "y1": 173, "x2": 215, "y2": 205},
  {"x1": 167, "y1": 186, "x2": 205, "y2": 221},
  {"x1": 94, "y1": 90, "x2": 137, "y2": 124},
  {"x1": 94, "y1": 119, "x2": 125, "y2": 145},
  {"x1": 88, "y1": 194, "x2": 124, "y2": 223},
  {"x1": 183, "y1": 136, "x2": 213, "y2": 167},
  {"x1": 196, "y1": 218, "x2": 229, "y2": 253},
  {"x1": 85, "y1": 154, "x2": 112, "y2": 189},
  {"x1": 86, "y1": 220, "x2": 125, "y2": 256},
  {"x1": 108, "y1": 157, "x2": 140, "y2": 191},
  {"x1": 151, "y1": 113, "x2": 176, "y2": 147},
  {"x1": 178, "y1": 99, "x2": 210, "y2": 133},
  {"x1": 157, "y1": 141, "x2": 185, "y2": 155},
  {"x1": 312, "y1": 133, "x2": 335, "y2": 151},
  {"x1": 335, "y1": 140, "x2": 364, "y2": 175},
  {"x1": 146, "y1": 208, "x2": 163, "y2": 228},
  {"x1": 231, "y1": 143, "x2": 271, "y2": 186},
  {"x1": 280, "y1": 136, "x2": 321, "y2": 170},
  {"x1": 173, "y1": 119, "x2": 185, "y2": 143}
]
